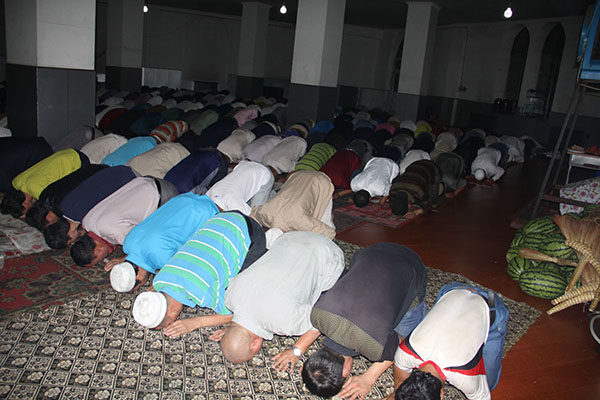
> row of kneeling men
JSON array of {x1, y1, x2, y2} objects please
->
[{"x1": 0, "y1": 139, "x2": 507, "y2": 400}]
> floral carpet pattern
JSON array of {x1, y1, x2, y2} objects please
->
[
  {"x1": 332, "y1": 194, "x2": 418, "y2": 230},
  {"x1": 0, "y1": 214, "x2": 49, "y2": 257},
  {"x1": 0, "y1": 241, "x2": 541, "y2": 400},
  {"x1": 0, "y1": 249, "x2": 122, "y2": 317}
]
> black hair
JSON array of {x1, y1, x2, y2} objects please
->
[
  {"x1": 301, "y1": 347, "x2": 346, "y2": 398},
  {"x1": 25, "y1": 202, "x2": 51, "y2": 230},
  {"x1": 43, "y1": 218, "x2": 70, "y2": 249},
  {"x1": 390, "y1": 191, "x2": 409, "y2": 216},
  {"x1": 0, "y1": 191, "x2": 25, "y2": 218},
  {"x1": 352, "y1": 190, "x2": 371, "y2": 208},
  {"x1": 70, "y1": 233, "x2": 96, "y2": 266},
  {"x1": 395, "y1": 370, "x2": 443, "y2": 400}
]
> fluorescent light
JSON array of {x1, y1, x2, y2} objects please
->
[
  {"x1": 280, "y1": 4, "x2": 287, "y2": 14},
  {"x1": 503, "y1": 6, "x2": 513, "y2": 18},
  {"x1": 143, "y1": 4, "x2": 149, "y2": 13}
]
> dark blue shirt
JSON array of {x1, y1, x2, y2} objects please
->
[
  {"x1": 0, "y1": 137, "x2": 53, "y2": 193},
  {"x1": 164, "y1": 149, "x2": 227, "y2": 194},
  {"x1": 40, "y1": 164, "x2": 107, "y2": 213},
  {"x1": 60, "y1": 165, "x2": 137, "y2": 222}
]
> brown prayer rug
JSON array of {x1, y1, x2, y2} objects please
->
[{"x1": 0, "y1": 240, "x2": 540, "y2": 400}]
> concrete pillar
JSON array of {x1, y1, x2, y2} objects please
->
[
  {"x1": 5, "y1": 0, "x2": 96, "y2": 144},
  {"x1": 287, "y1": 0, "x2": 346, "y2": 124},
  {"x1": 236, "y1": 1, "x2": 270, "y2": 99},
  {"x1": 105, "y1": 0, "x2": 144, "y2": 92},
  {"x1": 395, "y1": 1, "x2": 439, "y2": 120}
]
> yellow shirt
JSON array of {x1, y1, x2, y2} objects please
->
[{"x1": 12, "y1": 149, "x2": 82, "y2": 199}]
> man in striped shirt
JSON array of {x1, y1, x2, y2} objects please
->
[{"x1": 132, "y1": 212, "x2": 266, "y2": 334}]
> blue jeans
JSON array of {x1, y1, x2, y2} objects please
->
[
  {"x1": 436, "y1": 282, "x2": 509, "y2": 391},
  {"x1": 394, "y1": 298, "x2": 427, "y2": 338}
]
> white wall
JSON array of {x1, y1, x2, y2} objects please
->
[
  {"x1": 423, "y1": 16, "x2": 600, "y2": 118},
  {"x1": 132, "y1": 6, "x2": 600, "y2": 119},
  {"x1": 264, "y1": 24, "x2": 295, "y2": 80},
  {"x1": 142, "y1": 7, "x2": 240, "y2": 83},
  {"x1": 139, "y1": 5, "x2": 386, "y2": 91},
  {"x1": 6, "y1": 0, "x2": 95, "y2": 70},
  {"x1": 338, "y1": 25, "x2": 383, "y2": 88}
]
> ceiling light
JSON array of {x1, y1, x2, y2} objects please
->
[
  {"x1": 503, "y1": 5, "x2": 513, "y2": 19},
  {"x1": 280, "y1": 3, "x2": 287, "y2": 14},
  {"x1": 143, "y1": 4, "x2": 149, "y2": 13}
]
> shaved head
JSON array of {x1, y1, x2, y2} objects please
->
[{"x1": 220, "y1": 323, "x2": 262, "y2": 363}]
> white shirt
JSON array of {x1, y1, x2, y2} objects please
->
[
  {"x1": 82, "y1": 177, "x2": 160, "y2": 245},
  {"x1": 399, "y1": 150, "x2": 431, "y2": 175},
  {"x1": 261, "y1": 136, "x2": 307, "y2": 174},
  {"x1": 126, "y1": 142, "x2": 190, "y2": 178},
  {"x1": 430, "y1": 133, "x2": 457, "y2": 160},
  {"x1": 500, "y1": 135, "x2": 525, "y2": 163},
  {"x1": 471, "y1": 147, "x2": 505, "y2": 181},
  {"x1": 100, "y1": 96, "x2": 123, "y2": 107},
  {"x1": 80, "y1": 133, "x2": 128, "y2": 164},
  {"x1": 206, "y1": 161, "x2": 274, "y2": 216},
  {"x1": 399, "y1": 120, "x2": 417, "y2": 133},
  {"x1": 217, "y1": 129, "x2": 256, "y2": 163},
  {"x1": 225, "y1": 231, "x2": 344, "y2": 339},
  {"x1": 161, "y1": 99, "x2": 177, "y2": 109},
  {"x1": 242, "y1": 135, "x2": 282, "y2": 162},
  {"x1": 484, "y1": 135, "x2": 500, "y2": 147},
  {"x1": 350, "y1": 157, "x2": 400, "y2": 197},
  {"x1": 147, "y1": 95, "x2": 163, "y2": 106},
  {"x1": 394, "y1": 289, "x2": 491, "y2": 400}
]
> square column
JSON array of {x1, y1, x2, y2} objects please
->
[
  {"x1": 288, "y1": 0, "x2": 346, "y2": 123},
  {"x1": 5, "y1": 0, "x2": 96, "y2": 144},
  {"x1": 236, "y1": 1, "x2": 271, "y2": 99},
  {"x1": 105, "y1": 0, "x2": 144, "y2": 92},
  {"x1": 395, "y1": 1, "x2": 439, "y2": 120}
]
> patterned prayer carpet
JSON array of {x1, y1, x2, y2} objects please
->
[
  {"x1": 332, "y1": 194, "x2": 420, "y2": 230},
  {"x1": 0, "y1": 241, "x2": 541, "y2": 400},
  {"x1": 333, "y1": 203, "x2": 418, "y2": 230},
  {"x1": 0, "y1": 214, "x2": 49, "y2": 258},
  {"x1": 0, "y1": 249, "x2": 123, "y2": 317}
]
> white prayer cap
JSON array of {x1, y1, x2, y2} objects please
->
[
  {"x1": 474, "y1": 169, "x2": 485, "y2": 181},
  {"x1": 265, "y1": 228, "x2": 284, "y2": 249},
  {"x1": 133, "y1": 292, "x2": 167, "y2": 328},
  {"x1": 110, "y1": 262, "x2": 136, "y2": 293}
]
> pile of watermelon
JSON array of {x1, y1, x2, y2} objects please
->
[{"x1": 506, "y1": 215, "x2": 580, "y2": 299}]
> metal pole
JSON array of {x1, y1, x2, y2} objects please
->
[
  {"x1": 552, "y1": 85, "x2": 586, "y2": 187},
  {"x1": 530, "y1": 83, "x2": 582, "y2": 219}
]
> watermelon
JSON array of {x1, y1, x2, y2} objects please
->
[
  {"x1": 506, "y1": 246, "x2": 520, "y2": 263},
  {"x1": 522, "y1": 217, "x2": 559, "y2": 236},
  {"x1": 538, "y1": 234, "x2": 576, "y2": 260},
  {"x1": 510, "y1": 230, "x2": 524, "y2": 249},
  {"x1": 507, "y1": 256, "x2": 537, "y2": 280},
  {"x1": 519, "y1": 267, "x2": 568, "y2": 299},
  {"x1": 535, "y1": 261, "x2": 566, "y2": 276},
  {"x1": 521, "y1": 232, "x2": 550, "y2": 249},
  {"x1": 558, "y1": 265, "x2": 575, "y2": 281},
  {"x1": 565, "y1": 212, "x2": 583, "y2": 219}
]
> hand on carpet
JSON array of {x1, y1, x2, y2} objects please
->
[
  {"x1": 272, "y1": 349, "x2": 299, "y2": 373},
  {"x1": 132, "y1": 268, "x2": 150, "y2": 292},
  {"x1": 209, "y1": 328, "x2": 226, "y2": 342},
  {"x1": 339, "y1": 374, "x2": 373, "y2": 400},
  {"x1": 104, "y1": 256, "x2": 126, "y2": 271},
  {"x1": 164, "y1": 318, "x2": 200, "y2": 338}
]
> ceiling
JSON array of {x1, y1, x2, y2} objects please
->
[{"x1": 145, "y1": 0, "x2": 593, "y2": 29}]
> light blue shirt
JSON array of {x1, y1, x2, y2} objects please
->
[
  {"x1": 102, "y1": 136, "x2": 157, "y2": 166},
  {"x1": 123, "y1": 193, "x2": 219, "y2": 273}
]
